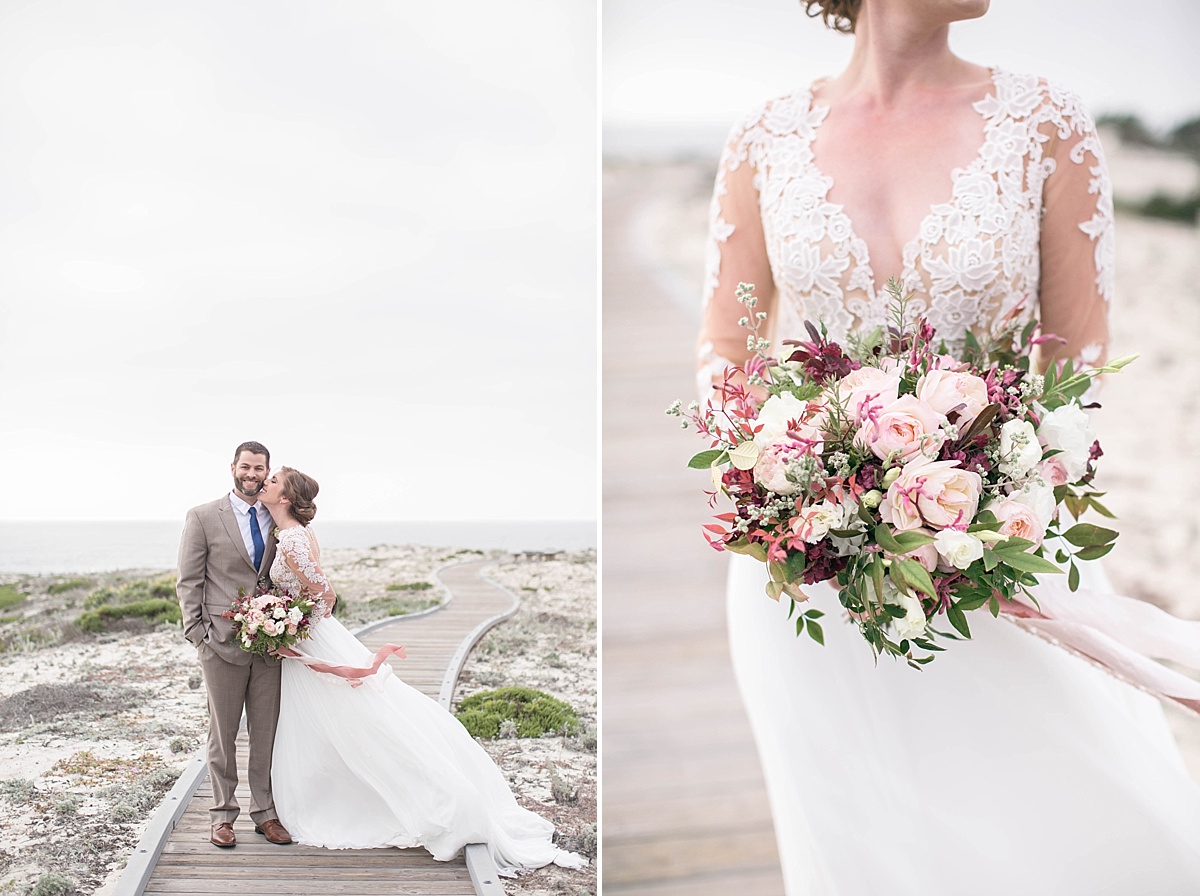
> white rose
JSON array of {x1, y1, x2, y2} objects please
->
[
  {"x1": 288, "y1": 607, "x2": 303, "y2": 623},
  {"x1": 273, "y1": 607, "x2": 286, "y2": 619},
  {"x1": 1010, "y1": 481, "x2": 1057, "y2": 531},
  {"x1": 998, "y1": 419, "x2": 1041, "y2": 478},
  {"x1": 753, "y1": 393, "x2": 812, "y2": 450},
  {"x1": 791, "y1": 499, "x2": 842, "y2": 544},
  {"x1": 933, "y1": 529, "x2": 985, "y2": 570},
  {"x1": 1036, "y1": 403, "x2": 1096, "y2": 482},
  {"x1": 894, "y1": 590, "x2": 928, "y2": 640}
]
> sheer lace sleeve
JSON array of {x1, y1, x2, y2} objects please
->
[
  {"x1": 279, "y1": 527, "x2": 337, "y2": 613},
  {"x1": 697, "y1": 110, "x2": 777, "y2": 395},
  {"x1": 1036, "y1": 88, "x2": 1113, "y2": 370}
]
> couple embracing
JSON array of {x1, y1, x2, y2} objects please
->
[{"x1": 177, "y1": 440, "x2": 585, "y2": 874}]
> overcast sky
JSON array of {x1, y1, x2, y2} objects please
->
[
  {"x1": 0, "y1": 0, "x2": 597, "y2": 522},
  {"x1": 605, "y1": 0, "x2": 1200, "y2": 144}
]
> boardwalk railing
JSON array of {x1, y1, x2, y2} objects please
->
[{"x1": 112, "y1": 558, "x2": 518, "y2": 896}]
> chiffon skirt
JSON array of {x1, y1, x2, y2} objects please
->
[
  {"x1": 272, "y1": 616, "x2": 585, "y2": 875},
  {"x1": 727, "y1": 555, "x2": 1200, "y2": 895}
]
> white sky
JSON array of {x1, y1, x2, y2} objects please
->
[
  {"x1": 605, "y1": 0, "x2": 1200, "y2": 135},
  {"x1": 0, "y1": 0, "x2": 598, "y2": 522}
]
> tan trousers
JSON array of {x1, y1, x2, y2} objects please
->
[{"x1": 197, "y1": 645, "x2": 282, "y2": 825}]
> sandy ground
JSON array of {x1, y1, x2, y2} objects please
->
[
  {"x1": 607, "y1": 131, "x2": 1200, "y2": 777},
  {"x1": 0, "y1": 545, "x2": 596, "y2": 896}
]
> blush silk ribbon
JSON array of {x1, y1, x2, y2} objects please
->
[
  {"x1": 277, "y1": 643, "x2": 407, "y2": 688},
  {"x1": 1000, "y1": 582, "x2": 1200, "y2": 716}
]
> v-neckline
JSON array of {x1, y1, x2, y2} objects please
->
[{"x1": 802, "y1": 66, "x2": 1002, "y2": 300}]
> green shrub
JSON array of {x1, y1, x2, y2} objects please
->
[
  {"x1": 0, "y1": 586, "x2": 24, "y2": 611},
  {"x1": 31, "y1": 872, "x2": 76, "y2": 896},
  {"x1": 1117, "y1": 192, "x2": 1200, "y2": 223},
  {"x1": 385, "y1": 581, "x2": 434, "y2": 591},
  {"x1": 82, "y1": 575, "x2": 176, "y2": 611},
  {"x1": 77, "y1": 599, "x2": 181, "y2": 633},
  {"x1": 455, "y1": 687, "x2": 579, "y2": 739},
  {"x1": 47, "y1": 578, "x2": 93, "y2": 595}
]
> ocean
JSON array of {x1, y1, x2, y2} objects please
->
[{"x1": 0, "y1": 520, "x2": 596, "y2": 575}]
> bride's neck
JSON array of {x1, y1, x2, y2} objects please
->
[
  {"x1": 831, "y1": 8, "x2": 978, "y2": 105},
  {"x1": 267, "y1": 506, "x2": 299, "y2": 529}
]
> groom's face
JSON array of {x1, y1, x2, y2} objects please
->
[{"x1": 231, "y1": 451, "x2": 269, "y2": 501}]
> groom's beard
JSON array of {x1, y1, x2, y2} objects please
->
[{"x1": 234, "y1": 477, "x2": 264, "y2": 500}]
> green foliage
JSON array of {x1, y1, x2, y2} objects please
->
[
  {"x1": 0, "y1": 586, "x2": 25, "y2": 611},
  {"x1": 82, "y1": 575, "x2": 176, "y2": 611},
  {"x1": 0, "y1": 778, "x2": 37, "y2": 804},
  {"x1": 77, "y1": 599, "x2": 181, "y2": 633},
  {"x1": 30, "y1": 872, "x2": 76, "y2": 896},
  {"x1": 687, "y1": 448, "x2": 727, "y2": 469},
  {"x1": 1096, "y1": 113, "x2": 1158, "y2": 147},
  {"x1": 47, "y1": 578, "x2": 93, "y2": 595},
  {"x1": 1117, "y1": 192, "x2": 1200, "y2": 223},
  {"x1": 385, "y1": 581, "x2": 434, "y2": 592},
  {"x1": 455, "y1": 687, "x2": 579, "y2": 739}
]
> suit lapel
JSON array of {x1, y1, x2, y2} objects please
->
[
  {"x1": 217, "y1": 498, "x2": 256, "y2": 571},
  {"x1": 260, "y1": 524, "x2": 278, "y2": 576}
]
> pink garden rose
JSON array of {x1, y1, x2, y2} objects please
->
[
  {"x1": 857, "y1": 395, "x2": 948, "y2": 464},
  {"x1": 990, "y1": 498, "x2": 1046, "y2": 546},
  {"x1": 886, "y1": 527, "x2": 939, "y2": 572},
  {"x1": 835, "y1": 365, "x2": 901, "y2": 425},
  {"x1": 753, "y1": 441, "x2": 806, "y2": 496},
  {"x1": 915, "y1": 368, "x2": 990, "y2": 432},
  {"x1": 1036, "y1": 456, "x2": 1069, "y2": 488},
  {"x1": 881, "y1": 458, "x2": 983, "y2": 531}
]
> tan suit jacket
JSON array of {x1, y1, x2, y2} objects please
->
[{"x1": 178, "y1": 494, "x2": 279, "y2": 666}]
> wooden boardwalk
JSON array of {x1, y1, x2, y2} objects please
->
[
  {"x1": 602, "y1": 166, "x2": 786, "y2": 893},
  {"x1": 116, "y1": 559, "x2": 516, "y2": 896}
]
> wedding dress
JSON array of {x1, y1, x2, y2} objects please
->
[
  {"x1": 268, "y1": 524, "x2": 585, "y2": 875},
  {"x1": 699, "y1": 69, "x2": 1200, "y2": 894}
]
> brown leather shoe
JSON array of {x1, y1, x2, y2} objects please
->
[
  {"x1": 210, "y1": 822, "x2": 236, "y2": 848},
  {"x1": 254, "y1": 819, "x2": 293, "y2": 845}
]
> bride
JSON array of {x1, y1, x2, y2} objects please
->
[
  {"x1": 254, "y1": 465, "x2": 585, "y2": 876},
  {"x1": 698, "y1": 0, "x2": 1200, "y2": 892}
]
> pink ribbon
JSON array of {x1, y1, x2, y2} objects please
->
[
  {"x1": 277, "y1": 643, "x2": 407, "y2": 688},
  {"x1": 999, "y1": 584, "x2": 1200, "y2": 716}
]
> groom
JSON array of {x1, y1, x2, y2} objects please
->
[{"x1": 177, "y1": 441, "x2": 293, "y2": 848}]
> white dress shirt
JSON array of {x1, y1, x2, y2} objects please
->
[{"x1": 228, "y1": 491, "x2": 270, "y2": 567}]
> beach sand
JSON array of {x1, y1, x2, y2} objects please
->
[{"x1": 0, "y1": 546, "x2": 596, "y2": 896}]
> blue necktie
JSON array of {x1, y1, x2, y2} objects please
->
[{"x1": 248, "y1": 506, "x2": 265, "y2": 570}]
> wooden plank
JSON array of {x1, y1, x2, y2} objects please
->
[
  {"x1": 113, "y1": 559, "x2": 517, "y2": 896},
  {"x1": 601, "y1": 165, "x2": 785, "y2": 892}
]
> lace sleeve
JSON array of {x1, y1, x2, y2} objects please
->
[
  {"x1": 279, "y1": 527, "x2": 337, "y2": 611},
  {"x1": 697, "y1": 108, "x2": 777, "y2": 397},
  {"x1": 1036, "y1": 86, "x2": 1113, "y2": 372}
]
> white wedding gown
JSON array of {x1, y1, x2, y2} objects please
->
[
  {"x1": 701, "y1": 69, "x2": 1200, "y2": 894},
  {"x1": 268, "y1": 525, "x2": 585, "y2": 875}
]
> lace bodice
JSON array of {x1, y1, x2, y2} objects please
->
[
  {"x1": 271, "y1": 525, "x2": 333, "y2": 618},
  {"x1": 699, "y1": 69, "x2": 1112, "y2": 378}
]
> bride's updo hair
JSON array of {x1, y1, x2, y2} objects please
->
[
  {"x1": 803, "y1": 0, "x2": 861, "y2": 34},
  {"x1": 279, "y1": 466, "x2": 319, "y2": 526}
]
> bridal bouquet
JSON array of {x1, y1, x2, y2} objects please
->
[
  {"x1": 223, "y1": 582, "x2": 318, "y2": 656},
  {"x1": 671, "y1": 281, "x2": 1133, "y2": 666}
]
